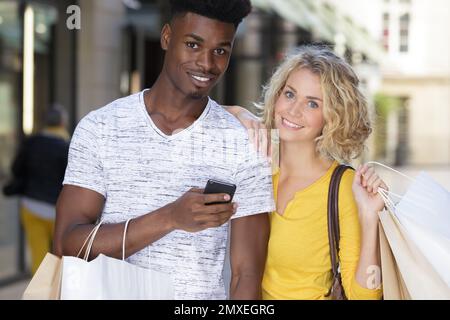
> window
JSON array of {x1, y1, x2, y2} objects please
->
[
  {"x1": 399, "y1": 13, "x2": 410, "y2": 52},
  {"x1": 382, "y1": 13, "x2": 390, "y2": 50}
]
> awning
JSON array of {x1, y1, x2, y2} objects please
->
[
  {"x1": 251, "y1": 0, "x2": 272, "y2": 11},
  {"x1": 327, "y1": 8, "x2": 385, "y2": 62},
  {"x1": 252, "y1": 0, "x2": 334, "y2": 41},
  {"x1": 251, "y1": 0, "x2": 385, "y2": 62}
]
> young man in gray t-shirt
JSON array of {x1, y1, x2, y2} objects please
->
[{"x1": 54, "y1": 0, "x2": 274, "y2": 300}]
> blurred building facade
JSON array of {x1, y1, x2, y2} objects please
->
[
  {"x1": 0, "y1": 0, "x2": 79, "y2": 285},
  {"x1": 328, "y1": 0, "x2": 450, "y2": 166}
]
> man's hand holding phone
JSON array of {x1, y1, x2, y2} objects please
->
[{"x1": 167, "y1": 184, "x2": 237, "y2": 233}]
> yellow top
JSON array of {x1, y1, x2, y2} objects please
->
[{"x1": 262, "y1": 161, "x2": 382, "y2": 300}]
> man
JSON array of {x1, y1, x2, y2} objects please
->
[
  {"x1": 4, "y1": 106, "x2": 69, "y2": 274},
  {"x1": 54, "y1": 0, "x2": 275, "y2": 300}
]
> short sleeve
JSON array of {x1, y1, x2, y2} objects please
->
[
  {"x1": 63, "y1": 112, "x2": 107, "y2": 197},
  {"x1": 231, "y1": 135, "x2": 275, "y2": 219}
]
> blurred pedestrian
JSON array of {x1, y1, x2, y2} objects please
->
[{"x1": 3, "y1": 105, "x2": 70, "y2": 274}]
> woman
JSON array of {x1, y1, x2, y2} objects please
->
[{"x1": 226, "y1": 45, "x2": 386, "y2": 299}]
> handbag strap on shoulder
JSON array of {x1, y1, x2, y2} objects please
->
[{"x1": 327, "y1": 164, "x2": 354, "y2": 279}]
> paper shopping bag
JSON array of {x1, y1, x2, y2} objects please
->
[
  {"x1": 379, "y1": 210, "x2": 450, "y2": 299},
  {"x1": 367, "y1": 163, "x2": 450, "y2": 240},
  {"x1": 22, "y1": 253, "x2": 62, "y2": 300},
  {"x1": 60, "y1": 254, "x2": 174, "y2": 300},
  {"x1": 397, "y1": 214, "x2": 450, "y2": 287},
  {"x1": 369, "y1": 162, "x2": 450, "y2": 288},
  {"x1": 379, "y1": 220, "x2": 411, "y2": 300},
  {"x1": 60, "y1": 218, "x2": 174, "y2": 300},
  {"x1": 395, "y1": 171, "x2": 450, "y2": 239}
]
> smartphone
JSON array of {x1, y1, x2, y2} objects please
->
[{"x1": 203, "y1": 179, "x2": 237, "y2": 205}]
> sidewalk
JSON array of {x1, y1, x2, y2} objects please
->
[{"x1": 0, "y1": 279, "x2": 28, "y2": 300}]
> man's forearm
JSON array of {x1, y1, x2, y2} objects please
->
[{"x1": 60, "y1": 205, "x2": 175, "y2": 260}]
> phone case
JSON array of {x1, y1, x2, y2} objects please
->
[{"x1": 204, "y1": 179, "x2": 236, "y2": 205}]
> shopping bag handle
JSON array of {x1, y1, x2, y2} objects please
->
[
  {"x1": 378, "y1": 183, "x2": 442, "y2": 219},
  {"x1": 365, "y1": 162, "x2": 416, "y2": 214},
  {"x1": 122, "y1": 219, "x2": 131, "y2": 261},
  {"x1": 76, "y1": 218, "x2": 132, "y2": 261},
  {"x1": 378, "y1": 188, "x2": 397, "y2": 213},
  {"x1": 366, "y1": 161, "x2": 415, "y2": 182},
  {"x1": 76, "y1": 220, "x2": 104, "y2": 260}
]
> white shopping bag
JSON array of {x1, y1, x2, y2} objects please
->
[
  {"x1": 60, "y1": 219, "x2": 175, "y2": 300},
  {"x1": 396, "y1": 214, "x2": 450, "y2": 287},
  {"x1": 394, "y1": 171, "x2": 450, "y2": 239},
  {"x1": 370, "y1": 162, "x2": 450, "y2": 291},
  {"x1": 379, "y1": 210, "x2": 450, "y2": 299}
]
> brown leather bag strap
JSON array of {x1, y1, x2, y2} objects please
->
[{"x1": 327, "y1": 165, "x2": 354, "y2": 279}]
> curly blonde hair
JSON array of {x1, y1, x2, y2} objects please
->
[{"x1": 256, "y1": 45, "x2": 372, "y2": 163}]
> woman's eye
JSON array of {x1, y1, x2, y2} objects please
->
[
  {"x1": 284, "y1": 91, "x2": 295, "y2": 99},
  {"x1": 307, "y1": 101, "x2": 319, "y2": 109}
]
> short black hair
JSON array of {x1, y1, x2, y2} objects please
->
[
  {"x1": 169, "y1": 0, "x2": 252, "y2": 29},
  {"x1": 44, "y1": 104, "x2": 66, "y2": 127}
]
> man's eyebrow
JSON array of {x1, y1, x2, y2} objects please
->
[
  {"x1": 185, "y1": 33, "x2": 232, "y2": 48},
  {"x1": 218, "y1": 41, "x2": 232, "y2": 48},
  {"x1": 185, "y1": 33, "x2": 204, "y2": 42}
]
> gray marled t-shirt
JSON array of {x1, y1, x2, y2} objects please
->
[{"x1": 63, "y1": 89, "x2": 275, "y2": 299}]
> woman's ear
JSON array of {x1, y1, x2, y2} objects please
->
[{"x1": 160, "y1": 24, "x2": 171, "y2": 51}]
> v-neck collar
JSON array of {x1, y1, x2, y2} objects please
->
[
  {"x1": 138, "y1": 88, "x2": 212, "y2": 141},
  {"x1": 273, "y1": 161, "x2": 338, "y2": 217}
]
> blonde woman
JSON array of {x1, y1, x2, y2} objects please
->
[{"x1": 225, "y1": 45, "x2": 386, "y2": 300}]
